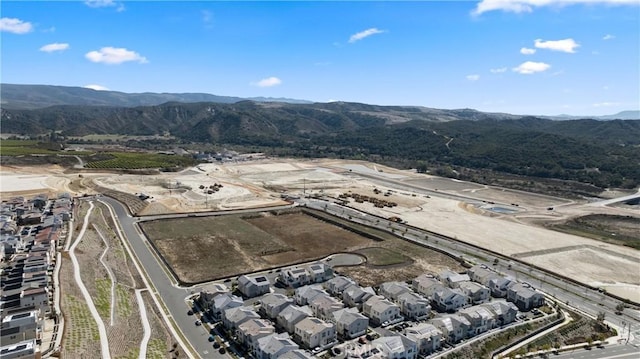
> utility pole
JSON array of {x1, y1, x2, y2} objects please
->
[{"x1": 303, "y1": 178, "x2": 306, "y2": 197}]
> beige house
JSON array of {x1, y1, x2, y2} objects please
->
[
  {"x1": 294, "y1": 317, "x2": 337, "y2": 350},
  {"x1": 331, "y1": 307, "x2": 368, "y2": 339},
  {"x1": 404, "y1": 323, "x2": 442, "y2": 355}
]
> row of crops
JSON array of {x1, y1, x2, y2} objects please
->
[{"x1": 84, "y1": 152, "x2": 195, "y2": 169}]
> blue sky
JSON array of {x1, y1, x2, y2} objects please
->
[{"x1": 1, "y1": 0, "x2": 638, "y2": 116}]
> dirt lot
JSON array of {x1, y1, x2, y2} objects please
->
[
  {"x1": 2, "y1": 158, "x2": 639, "y2": 301},
  {"x1": 142, "y1": 210, "x2": 376, "y2": 283},
  {"x1": 549, "y1": 214, "x2": 640, "y2": 249},
  {"x1": 143, "y1": 208, "x2": 464, "y2": 285}
]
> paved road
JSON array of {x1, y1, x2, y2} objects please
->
[
  {"x1": 99, "y1": 196, "x2": 222, "y2": 359},
  {"x1": 551, "y1": 344, "x2": 639, "y2": 359}
]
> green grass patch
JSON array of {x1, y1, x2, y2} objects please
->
[
  {"x1": 64, "y1": 295, "x2": 100, "y2": 350},
  {"x1": 0, "y1": 139, "x2": 59, "y2": 155},
  {"x1": 95, "y1": 278, "x2": 111, "y2": 319},
  {"x1": 358, "y1": 247, "x2": 411, "y2": 266},
  {"x1": 116, "y1": 347, "x2": 140, "y2": 359},
  {"x1": 84, "y1": 152, "x2": 195, "y2": 169},
  {"x1": 147, "y1": 339, "x2": 168, "y2": 359},
  {"x1": 116, "y1": 283, "x2": 132, "y2": 317}
]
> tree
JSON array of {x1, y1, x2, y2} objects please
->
[{"x1": 597, "y1": 311, "x2": 605, "y2": 322}]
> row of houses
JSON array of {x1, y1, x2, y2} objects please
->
[
  {"x1": 198, "y1": 262, "x2": 545, "y2": 358},
  {"x1": 0, "y1": 194, "x2": 72, "y2": 359}
]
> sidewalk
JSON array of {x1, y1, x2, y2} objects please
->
[{"x1": 496, "y1": 310, "x2": 572, "y2": 358}]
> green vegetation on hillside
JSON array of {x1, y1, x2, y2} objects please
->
[{"x1": 84, "y1": 152, "x2": 195, "y2": 170}]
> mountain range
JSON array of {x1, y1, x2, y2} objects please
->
[{"x1": 1, "y1": 84, "x2": 636, "y2": 121}]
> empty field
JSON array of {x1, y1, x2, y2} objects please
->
[
  {"x1": 141, "y1": 210, "x2": 374, "y2": 283},
  {"x1": 142, "y1": 209, "x2": 464, "y2": 285},
  {"x1": 550, "y1": 214, "x2": 640, "y2": 250}
]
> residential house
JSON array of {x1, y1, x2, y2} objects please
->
[
  {"x1": 277, "y1": 305, "x2": 312, "y2": 334},
  {"x1": 294, "y1": 285, "x2": 327, "y2": 306},
  {"x1": 259, "y1": 293, "x2": 294, "y2": 320},
  {"x1": 323, "y1": 276, "x2": 355, "y2": 297},
  {"x1": 378, "y1": 281, "x2": 411, "y2": 302},
  {"x1": 198, "y1": 284, "x2": 230, "y2": 311},
  {"x1": 255, "y1": 333, "x2": 299, "y2": 359},
  {"x1": 467, "y1": 265, "x2": 496, "y2": 284},
  {"x1": 238, "y1": 274, "x2": 271, "y2": 298},
  {"x1": 331, "y1": 307, "x2": 368, "y2": 339},
  {"x1": 507, "y1": 283, "x2": 544, "y2": 311},
  {"x1": 0, "y1": 310, "x2": 41, "y2": 346},
  {"x1": 487, "y1": 277, "x2": 514, "y2": 298},
  {"x1": 306, "y1": 263, "x2": 333, "y2": 283},
  {"x1": 458, "y1": 281, "x2": 491, "y2": 304},
  {"x1": 294, "y1": 317, "x2": 336, "y2": 350},
  {"x1": 362, "y1": 295, "x2": 403, "y2": 327},
  {"x1": 432, "y1": 287, "x2": 468, "y2": 313},
  {"x1": 412, "y1": 274, "x2": 443, "y2": 298},
  {"x1": 439, "y1": 270, "x2": 471, "y2": 289},
  {"x1": 211, "y1": 293, "x2": 244, "y2": 320},
  {"x1": 342, "y1": 284, "x2": 375, "y2": 310},
  {"x1": 0, "y1": 339, "x2": 38, "y2": 359},
  {"x1": 279, "y1": 267, "x2": 310, "y2": 288},
  {"x1": 309, "y1": 294, "x2": 343, "y2": 321},
  {"x1": 20, "y1": 287, "x2": 49, "y2": 314},
  {"x1": 237, "y1": 319, "x2": 275, "y2": 353},
  {"x1": 396, "y1": 292, "x2": 430, "y2": 321},
  {"x1": 222, "y1": 306, "x2": 261, "y2": 332},
  {"x1": 481, "y1": 301, "x2": 518, "y2": 326},
  {"x1": 404, "y1": 323, "x2": 442, "y2": 355},
  {"x1": 458, "y1": 306, "x2": 496, "y2": 336},
  {"x1": 371, "y1": 335, "x2": 418, "y2": 359},
  {"x1": 431, "y1": 315, "x2": 471, "y2": 344}
]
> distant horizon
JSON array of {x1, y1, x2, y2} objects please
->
[
  {"x1": 2, "y1": 1, "x2": 638, "y2": 116},
  {"x1": 2, "y1": 82, "x2": 637, "y2": 119}
]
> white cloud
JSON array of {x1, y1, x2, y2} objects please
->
[
  {"x1": 520, "y1": 47, "x2": 536, "y2": 55},
  {"x1": 490, "y1": 67, "x2": 508, "y2": 73},
  {"x1": 202, "y1": 10, "x2": 213, "y2": 23},
  {"x1": 251, "y1": 77, "x2": 282, "y2": 88},
  {"x1": 0, "y1": 17, "x2": 33, "y2": 34},
  {"x1": 602, "y1": 34, "x2": 615, "y2": 40},
  {"x1": 349, "y1": 28, "x2": 386, "y2": 43},
  {"x1": 512, "y1": 61, "x2": 551, "y2": 74},
  {"x1": 84, "y1": 84, "x2": 110, "y2": 91},
  {"x1": 466, "y1": 74, "x2": 480, "y2": 81},
  {"x1": 472, "y1": 0, "x2": 639, "y2": 16},
  {"x1": 85, "y1": 47, "x2": 148, "y2": 64},
  {"x1": 534, "y1": 38, "x2": 580, "y2": 53},
  {"x1": 593, "y1": 101, "x2": 621, "y2": 107},
  {"x1": 39, "y1": 43, "x2": 70, "y2": 53},
  {"x1": 85, "y1": 0, "x2": 125, "y2": 11}
]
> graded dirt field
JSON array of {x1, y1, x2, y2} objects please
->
[
  {"x1": 3, "y1": 157, "x2": 639, "y2": 301},
  {"x1": 141, "y1": 210, "x2": 376, "y2": 283}
]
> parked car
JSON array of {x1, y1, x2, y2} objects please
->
[{"x1": 195, "y1": 320, "x2": 202, "y2": 326}]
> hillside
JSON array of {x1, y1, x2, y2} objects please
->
[
  {"x1": 0, "y1": 84, "x2": 311, "y2": 109},
  {"x1": 2, "y1": 100, "x2": 639, "y2": 191}
]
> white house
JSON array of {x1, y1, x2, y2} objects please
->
[
  {"x1": 362, "y1": 295, "x2": 403, "y2": 327},
  {"x1": 331, "y1": 307, "x2": 369, "y2": 339},
  {"x1": 238, "y1": 274, "x2": 271, "y2": 298},
  {"x1": 507, "y1": 283, "x2": 544, "y2": 311},
  {"x1": 342, "y1": 284, "x2": 375, "y2": 310},
  {"x1": 371, "y1": 335, "x2": 418, "y2": 359},
  {"x1": 238, "y1": 319, "x2": 276, "y2": 353},
  {"x1": 431, "y1": 315, "x2": 470, "y2": 344},
  {"x1": 198, "y1": 284, "x2": 230, "y2": 311},
  {"x1": 0, "y1": 310, "x2": 42, "y2": 346},
  {"x1": 432, "y1": 288, "x2": 468, "y2": 313},
  {"x1": 211, "y1": 293, "x2": 244, "y2": 320},
  {"x1": 458, "y1": 281, "x2": 491, "y2": 304},
  {"x1": 255, "y1": 332, "x2": 299, "y2": 359},
  {"x1": 306, "y1": 263, "x2": 333, "y2": 283},
  {"x1": 323, "y1": 276, "x2": 355, "y2": 297},
  {"x1": 259, "y1": 293, "x2": 294, "y2": 319},
  {"x1": 412, "y1": 274, "x2": 443, "y2": 298},
  {"x1": 309, "y1": 294, "x2": 344, "y2": 321},
  {"x1": 458, "y1": 305, "x2": 496, "y2": 336},
  {"x1": 396, "y1": 292, "x2": 430, "y2": 321},
  {"x1": 404, "y1": 323, "x2": 442, "y2": 355},
  {"x1": 279, "y1": 267, "x2": 310, "y2": 288},
  {"x1": 294, "y1": 285, "x2": 327, "y2": 306},
  {"x1": 378, "y1": 281, "x2": 411, "y2": 302},
  {"x1": 276, "y1": 305, "x2": 313, "y2": 334},
  {"x1": 294, "y1": 317, "x2": 337, "y2": 350},
  {"x1": 222, "y1": 306, "x2": 260, "y2": 331},
  {"x1": 481, "y1": 301, "x2": 518, "y2": 326},
  {"x1": 439, "y1": 270, "x2": 471, "y2": 289}
]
